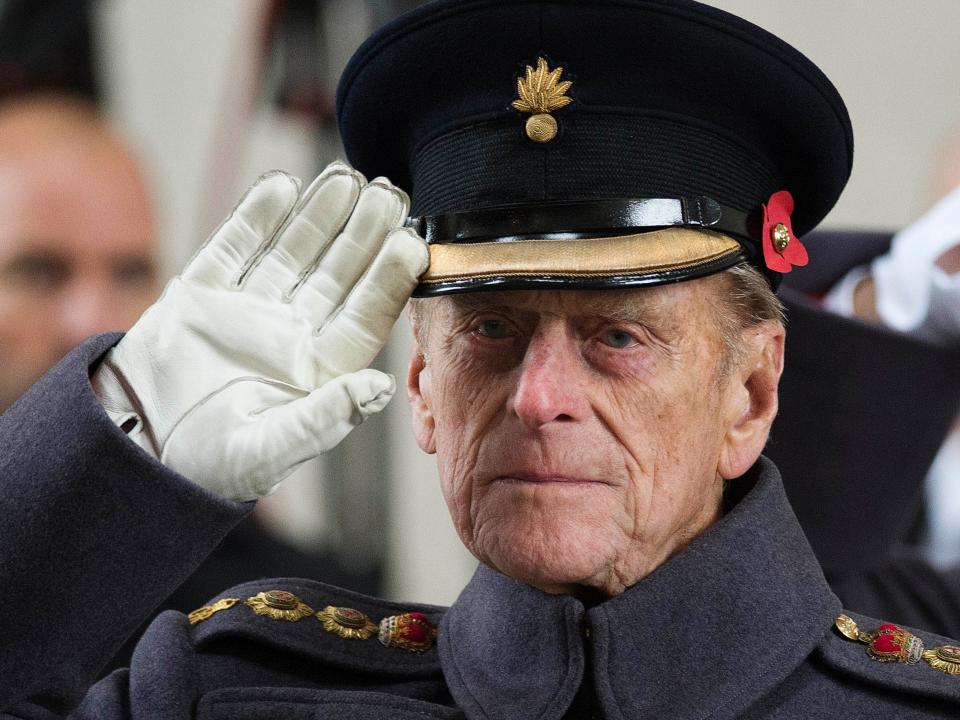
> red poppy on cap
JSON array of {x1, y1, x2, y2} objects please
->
[{"x1": 762, "y1": 191, "x2": 808, "y2": 273}]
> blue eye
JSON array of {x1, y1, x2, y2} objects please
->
[
  {"x1": 602, "y1": 329, "x2": 638, "y2": 348},
  {"x1": 476, "y1": 320, "x2": 509, "y2": 338}
]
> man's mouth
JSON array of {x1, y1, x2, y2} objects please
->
[{"x1": 494, "y1": 473, "x2": 606, "y2": 486}]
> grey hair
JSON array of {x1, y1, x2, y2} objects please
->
[{"x1": 711, "y1": 262, "x2": 785, "y2": 374}]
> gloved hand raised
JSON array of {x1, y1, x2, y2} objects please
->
[
  {"x1": 94, "y1": 162, "x2": 428, "y2": 501},
  {"x1": 870, "y1": 184, "x2": 960, "y2": 342}
]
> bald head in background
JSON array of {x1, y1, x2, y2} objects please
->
[{"x1": 0, "y1": 94, "x2": 157, "y2": 411}]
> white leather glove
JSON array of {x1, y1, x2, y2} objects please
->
[
  {"x1": 94, "y1": 161, "x2": 428, "y2": 501},
  {"x1": 870, "y1": 185, "x2": 960, "y2": 341}
]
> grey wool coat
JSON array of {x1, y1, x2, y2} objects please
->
[{"x1": 3, "y1": 334, "x2": 960, "y2": 719}]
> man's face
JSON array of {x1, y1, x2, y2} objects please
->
[
  {"x1": 409, "y1": 277, "x2": 779, "y2": 596},
  {"x1": 0, "y1": 109, "x2": 157, "y2": 411}
]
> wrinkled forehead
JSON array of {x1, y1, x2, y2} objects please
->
[{"x1": 421, "y1": 274, "x2": 727, "y2": 331}]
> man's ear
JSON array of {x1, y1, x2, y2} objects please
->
[
  {"x1": 407, "y1": 337, "x2": 436, "y2": 454},
  {"x1": 717, "y1": 320, "x2": 785, "y2": 480}
]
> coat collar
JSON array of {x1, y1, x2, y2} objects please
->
[{"x1": 439, "y1": 457, "x2": 841, "y2": 720}]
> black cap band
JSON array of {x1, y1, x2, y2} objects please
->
[{"x1": 408, "y1": 197, "x2": 761, "y2": 247}]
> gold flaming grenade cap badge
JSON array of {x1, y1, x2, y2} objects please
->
[{"x1": 512, "y1": 57, "x2": 573, "y2": 143}]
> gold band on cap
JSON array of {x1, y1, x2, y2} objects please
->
[{"x1": 420, "y1": 229, "x2": 742, "y2": 285}]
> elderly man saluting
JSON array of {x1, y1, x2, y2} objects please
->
[{"x1": 4, "y1": 0, "x2": 960, "y2": 717}]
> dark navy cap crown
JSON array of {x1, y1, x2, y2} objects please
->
[{"x1": 337, "y1": 0, "x2": 854, "y2": 294}]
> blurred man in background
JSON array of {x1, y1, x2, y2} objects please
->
[{"x1": 0, "y1": 92, "x2": 157, "y2": 412}]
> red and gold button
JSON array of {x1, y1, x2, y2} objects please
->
[{"x1": 379, "y1": 612, "x2": 437, "y2": 652}]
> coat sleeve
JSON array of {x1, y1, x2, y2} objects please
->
[{"x1": 0, "y1": 334, "x2": 251, "y2": 715}]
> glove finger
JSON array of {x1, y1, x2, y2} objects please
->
[
  {"x1": 181, "y1": 171, "x2": 301, "y2": 288},
  {"x1": 298, "y1": 178, "x2": 410, "y2": 326},
  {"x1": 310, "y1": 227, "x2": 427, "y2": 374},
  {"x1": 257, "y1": 369, "x2": 396, "y2": 467},
  {"x1": 269, "y1": 162, "x2": 365, "y2": 298},
  {"x1": 238, "y1": 370, "x2": 394, "y2": 499},
  {"x1": 162, "y1": 371, "x2": 394, "y2": 501}
]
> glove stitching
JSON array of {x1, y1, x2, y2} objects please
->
[
  {"x1": 233, "y1": 174, "x2": 303, "y2": 288},
  {"x1": 180, "y1": 170, "x2": 295, "y2": 277},
  {"x1": 305, "y1": 183, "x2": 411, "y2": 332},
  {"x1": 311, "y1": 225, "x2": 426, "y2": 338},
  {"x1": 367, "y1": 178, "x2": 412, "y2": 227},
  {"x1": 283, "y1": 170, "x2": 364, "y2": 302},
  {"x1": 160, "y1": 376, "x2": 309, "y2": 460}
]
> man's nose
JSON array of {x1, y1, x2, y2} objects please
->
[
  {"x1": 58, "y1": 279, "x2": 119, "y2": 348},
  {"x1": 507, "y1": 331, "x2": 591, "y2": 429}
]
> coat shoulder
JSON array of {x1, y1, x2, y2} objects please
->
[
  {"x1": 183, "y1": 577, "x2": 447, "y2": 676},
  {"x1": 816, "y1": 610, "x2": 960, "y2": 707}
]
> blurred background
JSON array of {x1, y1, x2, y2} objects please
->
[{"x1": 2, "y1": 0, "x2": 960, "y2": 607}]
